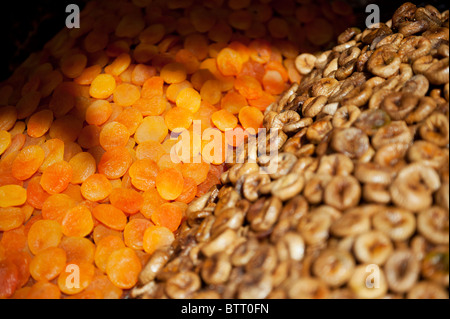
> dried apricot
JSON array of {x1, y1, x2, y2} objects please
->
[
  {"x1": 69, "y1": 152, "x2": 96, "y2": 184},
  {"x1": 42, "y1": 193, "x2": 76, "y2": 222},
  {"x1": 142, "y1": 225, "x2": 174, "y2": 254},
  {"x1": 29, "y1": 247, "x2": 66, "y2": 281},
  {"x1": 99, "y1": 122, "x2": 130, "y2": 151},
  {"x1": 106, "y1": 247, "x2": 142, "y2": 289},
  {"x1": 40, "y1": 161, "x2": 73, "y2": 194},
  {"x1": 0, "y1": 207, "x2": 25, "y2": 232},
  {"x1": 94, "y1": 235, "x2": 125, "y2": 273},
  {"x1": 155, "y1": 168, "x2": 184, "y2": 200},
  {"x1": 61, "y1": 205, "x2": 94, "y2": 237},
  {"x1": 123, "y1": 218, "x2": 153, "y2": 250},
  {"x1": 129, "y1": 159, "x2": 159, "y2": 191},
  {"x1": 217, "y1": 48, "x2": 243, "y2": 76},
  {"x1": 0, "y1": 259, "x2": 19, "y2": 298},
  {"x1": 141, "y1": 188, "x2": 167, "y2": 219},
  {"x1": 27, "y1": 219, "x2": 63, "y2": 255},
  {"x1": 151, "y1": 203, "x2": 183, "y2": 232},
  {"x1": 97, "y1": 147, "x2": 132, "y2": 179},
  {"x1": 89, "y1": 74, "x2": 116, "y2": 99},
  {"x1": 59, "y1": 236, "x2": 95, "y2": 264},
  {"x1": 109, "y1": 188, "x2": 144, "y2": 215},
  {"x1": 135, "y1": 116, "x2": 168, "y2": 144},
  {"x1": 92, "y1": 204, "x2": 127, "y2": 231},
  {"x1": 0, "y1": 185, "x2": 27, "y2": 208}
]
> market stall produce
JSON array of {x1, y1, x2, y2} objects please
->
[
  {"x1": 0, "y1": 0, "x2": 448, "y2": 299},
  {"x1": 131, "y1": 2, "x2": 449, "y2": 299}
]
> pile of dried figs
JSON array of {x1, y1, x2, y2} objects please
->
[{"x1": 131, "y1": 2, "x2": 449, "y2": 299}]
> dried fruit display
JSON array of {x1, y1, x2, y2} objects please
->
[
  {"x1": 131, "y1": 2, "x2": 449, "y2": 299},
  {"x1": 0, "y1": 0, "x2": 357, "y2": 299}
]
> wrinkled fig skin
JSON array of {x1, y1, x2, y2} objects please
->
[
  {"x1": 131, "y1": 3, "x2": 449, "y2": 300},
  {"x1": 385, "y1": 250, "x2": 420, "y2": 293}
]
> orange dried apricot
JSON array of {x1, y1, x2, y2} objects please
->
[
  {"x1": 140, "y1": 188, "x2": 167, "y2": 219},
  {"x1": 180, "y1": 161, "x2": 210, "y2": 185},
  {"x1": 113, "y1": 83, "x2": 141, "y2": 107},
  {"x1": 69, "y1": 152, "x2": 96, "y2": 184},
  {"x1": 27, "y1": 110, "x2": 53, "y2": 138},
  {"x1": 151, "y1": 202, "x2": 183, "y2": 232},
  {"x1": 123, "y1": 218, "x2": 153, "y2": 250},
  {"x1": 89, "y1": 74, "x2": 116, "y2": 99},
  {"x1": 0, "y1": 260, "x2": 20, "y2": 298},
  {"x1": 48, "y1": 115, "x2": 83, "y2": 143},
  {"x1": 176, "y1": 177, "x2": 197, "y2": 204},
  {"x1": 135, "y1": 141, "x2": 165, "y2": 162},
  {"x1": 105, "y1": 53, "x2": 132, "y2": 76},
  {"x1": 59, "y1": 236, "x2": 95, "y2": 264},
  {"x1": 134, "y1": 116, "x2": 168, "y2": 144},
  {"x1": 29, "y1": 247, "x2": 66, "y2": 281},
  {"x1": 11, "y1": 145, "x2": 45, "y2": 181},
  {"x1": 0, "y1": 106, "x2": 17, "y2": 131},
  {"x1": 221, "y1": 90, "x2": 247, "y2": 114},
  {"x1": 85, "y1": 100, "x2": 112, "y2": 126},
  {"x1": 176, "y1": 87, "x2": 201, "y2": 113},
  {"x1": 16, "y1": 91, "x2": 41, "y2": 120},
  {"x1": 160, "y1": 62, "x2": 187, "y2": 84},
  {"x1": 115, "y1": 107, "x2": 143, "y2": 135},
  {"x1": 0, "y1": 130, "x2": 11, "y2": 156},
  {"x1": 0, "y1": 207, "x2": 25, "y2": 232},
  {"x1": 234, "y1": 75, "x2": 263, "y2": 100},
  {"x1": 40, "y1": 161, "x2": 73, "y2": 194},
  {"x1": 0, "y1": 226, "x2": 27, "y2": 255},
  {"x1": 131, "y1": 64, "x2": 157, "y2": 86},
  {"x1": 81, "y1": 174, "x2": 112, "y2": 202},
  {"x1": 94, "y1": 235, "x2": 125, "y2": 273},
  {"x1": 92, "y1": 204, "x2": 127, "y2": 231},
  {"x1": 139, "y1": 23, "x2": 165, "y2": 44},
  {"x1": 142, "y1": 225, "x2": 174, "y2": 254},
  {"x1": 77, "y1": 125, "x2": 101, "y2": 149},
  {"x1": 26, "y1": 176, "x2": 50, "y2": 210},
  {"x1": 99, "y1": 122, "x2": 130, "y2": 151},
  {"x1": 211, "y1": 109, "x2": 238, "y2": 132},
  {"x1": 0, "y1": 185, "x2": 27, "y2": 208},
  {"x1": 74, "y1": 65, "x2": 102, "y2": 85},
  {"x1": 109, "y1": 188, "x2": 144, "y2": 215},
  {"x1": 27, "y1": 219, "x2": 63, "y2": 255},
  {"x1": 61, "y1": 205, "x2": 94, "y2": 237},
  {"x1": 164, "y1": 107, "x2": 194, "y2": 132},
  {"x1": 84, "y1": 274, "x2": 122, "y2": 299},
  {"x1": 238, "y1": 106, "x2": 264, "y2": 131},
  {"x1": 200, "y1": 79, "x2": 222, "y2": 105},
  {"x1": 129, "y1": 159, "x2": 159, "y2": 191},
  {"x1": 26, "y1": 281, "x2": 61, "y2": 299},
  {"x1": 155, "y1": 168, "x2": 184, "y2": 200},
  {"x1": 217, "y1": 47, "x2": 243, "y2": 76},
  {"x1": 106, "y1": 247, "x2": 142, "y2": 289},
  {"x1": 97, "y1": 147, "x2": 132, "y2": 179},
  {"x1": 7, "y1": 251, "x2": 31, "y2": 288}
]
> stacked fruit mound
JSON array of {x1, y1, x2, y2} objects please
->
[
  {"x1": 0, "y1": 0, "x2": 357, "y2": 299},
  {"x1": 131, "y1": 2, "x2": 449, "y2": 299}
]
